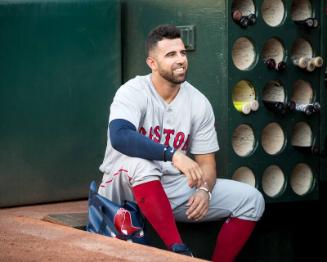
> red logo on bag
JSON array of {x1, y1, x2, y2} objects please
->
[{"x1": 114, "y1": 208, "x2": 142, "y2": 236}]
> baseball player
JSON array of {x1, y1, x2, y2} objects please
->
[{"x1": 98, "y1": 24, "x2": 265, "y2": 261}]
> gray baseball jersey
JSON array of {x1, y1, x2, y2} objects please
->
[{"x1": 100, "y1": 74, "x2": 219, "y2": 173}]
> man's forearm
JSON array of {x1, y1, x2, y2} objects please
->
[
  {"x1": 194, "y1": 153, "x2": 217, "y2": 192},
  {"x1": 198, "y1": 163, "x2": 217, "y2": 192}
]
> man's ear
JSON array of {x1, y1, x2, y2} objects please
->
[{"x1": 146, "y1": 56, "x2": 157, "y2": 71}]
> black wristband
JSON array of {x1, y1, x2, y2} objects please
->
[{"x1": 163, "y1": 146, "x2": 175, "y2": 162}]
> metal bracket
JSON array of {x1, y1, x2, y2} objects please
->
[{"x1": 177, "y1": 25, "x2": 196, "y2": 51}]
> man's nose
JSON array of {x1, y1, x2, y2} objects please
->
[{"x1": 176, "y1": 53, "x2": 187, "y2": 64}]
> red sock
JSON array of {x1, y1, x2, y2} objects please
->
[
  {"x1": 212, "y1": 217, "x2": 256, "y2": 262},
  {"x1": 132, "y1": 180, "x2": 182, "y2": 249}
]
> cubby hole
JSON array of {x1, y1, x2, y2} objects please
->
[
  {"x1": 290, "y1": 163, "x2": 314, "y2": 196},
  {"x1": 261, "y1": 122, "x2": 285, "y2": 155},
  {"x1": 262, "y1": 165, "x2": 286, "y2": 198},
  {"x1": 291, "y1": 121, "x2": 312, "y2": 147},
  {"x1": 231, "y1": 0, "x2": 256, "y2": 27},
  {"x1": 291, "y1": 38, "x2": 324, "y2": 71},
  {"x1": 232, "y1": 80, "x2": 258, "y2": 114},
  {"x1": 262, "y1": 80, "x2": 285, "y2": 103},
  {"x1": 261, "y1": 0, "x2": 285, "y2": 27},
  {"x1": 291, "y1": 0, "x2": 312, "y2": 21},
  {"x1": 261, "y1": 38, "x2": 285, "y2": 65},
  {"x1": 291, "y1": 38, "x2": 313, "y2": 60},
  {"x1": 232, "y1": 37, "x2": 256, "y2": 70},
  {"x1": 231, "y1": 0, "x2": 255, "y2": 16},
  {"x1": 232, "y1": 124, "x2": 256, "y2": 157},
  {"x1": 291, "y1": 80, "x2": 313, "y2": 104},
  {"x1": 232, "y1": 166, "x2": 256, "y2": 187}
]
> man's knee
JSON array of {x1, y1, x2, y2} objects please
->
[
  {"x1": 238, "y1": 187, "x2": 265, "y2": 221},
  {"x1": 251, "y1": 188, "x2": 265, "y2": 219}
]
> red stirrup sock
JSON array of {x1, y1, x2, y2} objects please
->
[
  {"x1": 212, "y1": 217, "x2": 256, "y2": 262},
  {"x1": 132, "y1": 180, "x2": 182, "y2": 249}
]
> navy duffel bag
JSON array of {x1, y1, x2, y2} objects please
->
[{"x1": 86, "y1": 181, "x2": 146, "y2": 244}]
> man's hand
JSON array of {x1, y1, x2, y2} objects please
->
[
  {"x1": 172, "y1": 150, "x2": 204, "y2": 188},
  {"x1": 185, "y1": 190, "x2": 210, "y2": 221}
]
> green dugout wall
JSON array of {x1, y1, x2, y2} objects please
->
[
  {"x1": 122, "y1": 0, "x2": 326, "y2": 203},
  {"x1": 1, "y1": 0, "x2": 326, "y2": 207},
  {"x1": 0, "y1": 0, "x2": 121, "y2": 207}
]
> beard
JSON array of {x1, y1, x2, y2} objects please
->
[{"x1": 157, "y1": 66, "x2": 187, "y2": 84}]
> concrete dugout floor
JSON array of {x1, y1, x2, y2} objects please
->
[{"x1": 0, "y1": 201, "x2": 206, "y2": 262}]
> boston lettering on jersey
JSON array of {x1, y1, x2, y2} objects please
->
[{"x1": 139, "y1": 125, "x2": 190, "y2": 151}]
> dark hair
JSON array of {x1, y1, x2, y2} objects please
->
[{"x1": 146, "y1": 24, "x2": 181, "y2": 54}]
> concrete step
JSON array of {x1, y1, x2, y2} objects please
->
[{"x1": 0, "y1": 200, "x2": 207, "y2": 262}]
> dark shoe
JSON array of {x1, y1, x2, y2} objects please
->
[{"x1": 170, "y1": 243, "x2": 193, "y2": 257}]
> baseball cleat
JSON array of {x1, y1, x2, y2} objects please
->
[{"x1": 170, "y1": 243, "x2": 193, "y2": 257}]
